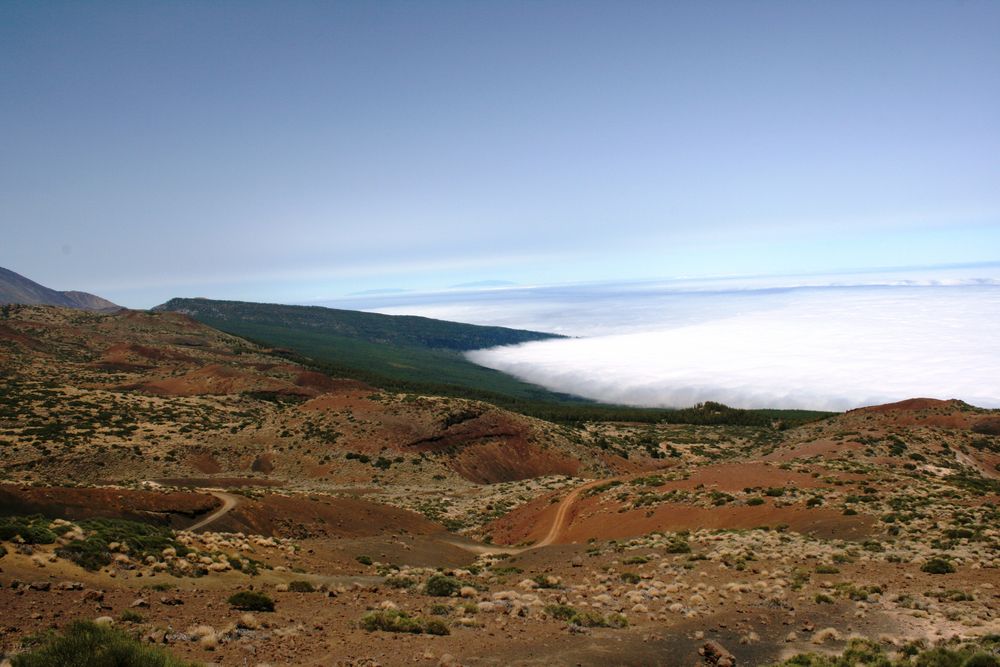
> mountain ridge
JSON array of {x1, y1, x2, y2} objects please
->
[{"x1": 0, "y1": 266, "x2": 120, "y2": 312}]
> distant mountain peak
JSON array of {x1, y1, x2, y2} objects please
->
[{"x1": 0, "y1": 266, "x2": 120, "y2": 312}]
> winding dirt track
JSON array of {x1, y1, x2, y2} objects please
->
[
  {"x1": 186, "y1": 491, "x2": 240, "y2": 532},
  {"x1": 534, "y1": 479, "x2": 607, "y2": 547},
  {"x1": 446, "y1": 478, "x2": 611, "y2": 555},
  {"x1": 186, "y1": 479, "x2": 611, "y2": 553}
]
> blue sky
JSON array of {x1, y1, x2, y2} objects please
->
[{"x1": 2, "y1": 1, "x2": 999, "y2": 308}]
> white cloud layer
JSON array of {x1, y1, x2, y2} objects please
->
[{"x1": 465, "y1": 285, "x2": 1000, "y2": 411}]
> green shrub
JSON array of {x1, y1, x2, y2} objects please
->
[
  {"x1": 664, "y1": 538, "x2": 691, "y2": 554},
  {"x1": 605, "y1": 613, "x2": 629, "y2": 628},
  {"x1": 425, "y1": 574, "x2": 462, "y2": 597},
  {"x1": 620, "y1": 572, "x2": 641, "y2": 584},
  {"x1": 355, "y1": 555, "x2": 373, "y2": 566},
  {"x1": 544, "y1": 604, "x2": 578, "y2": 621},
  {"x1": 10, "y1": 620, "x2": 194, "y2": 667},
  {"x1": 429, "y1": 603, "x2": 451, "y2": 616},
  {"x1": 747, "y1": 497, "x2": 765, "y2": 506},
  {"x1": 0, "y1": 516, "x2": 57, "y2": 545},
  {"x1": 118, "y1": 610, "x2": 144, "y2": 623},
  {"x1": 361, "y1": 609, "x2": 422, "y2": 633},
  {"x1": 54, "y1": 518, "x2": 186, "y2": 572},
  {"x1": 227, "y1": 591, "x2": 275, "y2": 611},
  {"x1": 543, "y1": 604, "x2": 627, "y2": 628},
  {"x1": 815, "y1": 565, "x2": 840, "y2": 574},
  {"x1": 287, "y1": 580, "x2": 315, "y2": 593},
  {"x1": 922, "y1": 558, "x2": 956, "y2": 575},
  {"x1": 422, "y1": 619, "x2": 450, "y2": 636},
  {"x1": 360, "y1": 609, "x2": 449, "y2": 635},
  {"x1": 385, "y1": 575, "x2": 417, "y2": 589}
]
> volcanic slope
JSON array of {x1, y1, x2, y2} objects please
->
[
  {"x1": 153, "y1": 296, "x2": 572, "y2": 402},
  {"x1": 0, "y1": 265, "x2": 120, "y2": 311},
  {"x1": 2, "y1": 305, "x2": 999, "y2": 666},
  {"x1": 0, "y1": 304, "x2": 607, "y2": 494}
]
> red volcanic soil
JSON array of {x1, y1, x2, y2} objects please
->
[
  {"x1": 849, "y1": 398, "x2": 983, "y2": 429},
  {"x1": 0, "y1": 323, "x2": 48, "y2": 352},
  {"x1": 294, "y1": 370, "x2": 371, "y2": 393},
  {"x1": 973, "y1": 417, "x2": 1000, "y2": 435},
  {"x1": 129, "y1": 364, "x2": 305, "y2": 396},
  {"x1": 403, "y1": 412, "x2": 583, "y2": 484},
  {"x1": 100, "y1": 342, "x2": 198, "y2": 365},
  {"x1": 491, "y1": 493, "x2": 875, "y2": 545},
  {"x1": 301, "y1": 391, "x2": 379, "y2": 412},
  {"x1": 856, "y1": 398, "x2": 957, "y2": 412},
  {"x1": 0, "y1": 484, "x2": 219, "y2": 528},
  {"x1": 448, "y1": 438, "x2": 581, "y2": 484},
  {"x1": 666, "y1": 462, "x2": 829, "y2": 492},
  {"x1": 212, "y1": 493, "x2": 449, "y2": 539}
]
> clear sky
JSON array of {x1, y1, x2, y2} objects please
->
[{"x1": 2, "y1": 1, "x2": 999, "y2": 308}]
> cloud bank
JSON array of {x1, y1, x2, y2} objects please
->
[{"x1": 465, "y1": 285, "x2": 1000, "y2": 411}]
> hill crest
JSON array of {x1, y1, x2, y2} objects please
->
[{"x1": 0, "y1": 266, "x2": 120, "y2": 312}]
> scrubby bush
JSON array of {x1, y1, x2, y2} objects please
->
[
  {"x1": 664, "y1": 537, "x2": 691, "y2": 554},
  {"x1": 542, "y1": 604, "x2": 627, "y2": 628},
  {"x1": 118, "y1": 610, "x2": 144, "y2": 623},
  {"x1": 385, "y1": 575, "x2": 417, "y2": 589},
  {"x1": 425, "y1": 574, "x2": 462, "y2": 597},
  {"x1": 54, "y1": 518, "x2": 186, "y2": 572},
  {"x1": 422, "y1": 618, "x2": 450, "y2": 636},
  {"x1": 360, "y1": 609, "x2": 449, "y2": 635},
  {"x1": 227, "y1": 591, "x2": 275, "y2": 612},
  {"x1": 10, "y1": 620, "x2": 195, "y2": 667},
  {"x1": 622, "y1": 555, "x2": 650, "y2": 565},
  {"x1": 0, "y1": 516, "x2": 57, "y2": 545},
  {"x1": 620, "y1": 572, "x2": 641, "y2": 584},
  {"x1": 768, "y1": 637, "x2": 1000, "y2": 666},
  {"x1": 287, "y1": 580, "x2": 315, "y2": 593},
  {"x1": 922, "y1": 558, "x2": 956, "y2": 575},
  {"x1": 355, "y1": 555, "x2": 373, "y2": 566}
]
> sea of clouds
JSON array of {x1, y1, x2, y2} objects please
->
[{"x1": 342, "y1": 268, "x2": 1000, "y2": 411}]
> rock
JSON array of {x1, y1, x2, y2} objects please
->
[
  {"x1": 82, "y1": 589, "x2": 105, "y2": 602},
  {"x1": 94, "y1": 616, "x2": 115, "y2": 626},
  {"x1": 701, "y1": 640, "x2": 736, "y2": 666},
  {"x1": 571, "y1": 556, "x2": 584, "y2": 568},
  {"x1": 438, "y1": 655, "x2": 462, "y2": 667},
  {"x1": 28, "y1": 581, "x2": 51, "y2": 591},
  {"x1": 145, "y1": 629, "x2": 167, "y2": 644},
  {"x1": 131, "y1": 598, "x2": 150, "y2": 608},
  {"x1": 160, "y1": 595, "x2": 184, "y2": 606}
]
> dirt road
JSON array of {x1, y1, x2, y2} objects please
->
[
  {"x1": 534, "y1": 478, "x2": 606, "y2": 547},
  {"x1": 186, "y1": 490, "x2": 240, "y2": 531}
]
